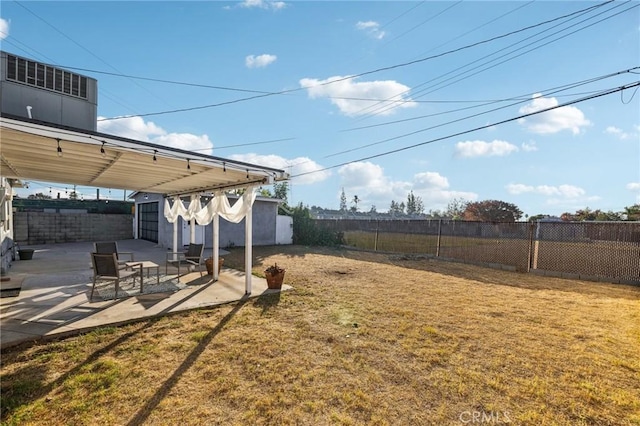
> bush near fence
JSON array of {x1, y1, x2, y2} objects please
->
[{"x1": 314, "y1": 219, "x2": 640, "y2": 285}]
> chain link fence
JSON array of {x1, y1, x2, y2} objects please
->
[{"x1": 315, "y1": 219, "x2": 640, "y2": 285}]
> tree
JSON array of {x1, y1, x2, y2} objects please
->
[
  {"x1": 27, "y1": 192, "x2": 52, "y2": 200},
  {"x1": 273, "y1": 182, "x2": 288, "y2": 204},
  {"x1": 529, "y1": 214, "x2": 551, "y2": 222},
  {"x1": 339, "y1": 188, "x2": 347, "y2": 212},
  {"x1": 258, "y1": 188, "x2": 272, "y2": 197},
  {"x1": 352, "y1": 195, "x2": 360, "y2": 212},
  {"x1": 446, "y1": 198, "x2": 469, "y2": 220},
  {"x1": 406, "y1": 191, "x2": 424, "y2": 216},
  {"x1": 624, "y1": 204, "x2": 640, "y2": 221},
  {"x1": 463, "y1": 200, "x2": 523, "y2": 222},
  {"x1": 389, "y1": 200, "x2": 405, "y2": 215},
  {"x1": 369, "y1": 205, "x2": 377, "y2": 214},
  {"x1": 561, "y1": 207, "x2": 621, "y2": 221},
  {"x1": 272, "y1": 181, "x2": 289, "y2": 215}
]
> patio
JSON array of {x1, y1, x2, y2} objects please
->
[{"x1": 0, "y1": 239, "x2": 290, "y2": 349}]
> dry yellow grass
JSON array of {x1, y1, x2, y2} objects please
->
[{"x1": 2, "y1": 245, "x2": 639, "y2": 425}]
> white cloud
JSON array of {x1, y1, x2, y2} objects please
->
[
  {"x1": 229, "y1": 153, "x2": 331, "y2": 185},
  {"x1": 337, "y1": 162, "x2": 476, "y2": 212},
  {"x1": 97, "y1": 116, "x2": 213, "y2": 152},
  {"x1": 506, "y1": 183, "x2": 586, "y2": 198},
  {"x1": 521, "y1": 141, "x2": 538, "y2": 152},
  {"x1": 245, "y1": 54, "x2": 277, "y2": 68},
  {"x1": 0, "y1": 18, "x2": 9, "y2": 39},
  {"x1": 356, "y1": 20, "x2": 386, "y2": 40},
  {"x1": 97, "y1": 116, "x2": 165, "y2": 141},
  {"x1": 239, "y1": 0, "x2": 286, "y2": 10},
  {"x1": 605, "y1": 125, "x2": 637, "y2": 140},
  {"x1": 518, "y1": 93, "x2": 591, "y2": 135},
  {"x1": 299, "y1": 76, "x2": 416, "y2": 116},
  {"x1": 627, "y1": 182, "x2": 640, "y2": 191},
  {"x1": 454, "y1": 140, "x2": 518, "y2": 158}
]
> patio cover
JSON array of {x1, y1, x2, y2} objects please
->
[
  {"x1": 0, "y1": 113, "x2": 290, "y2": 293},
  {"x1": 0, "y1": 113, "x2": 288, "y2": 195}
]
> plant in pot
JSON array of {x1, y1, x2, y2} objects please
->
[
  {"x1": 205, "y1": 257, "x2": 224, "y2": 275},
  {"x1": 264, "y1": 263, "x2": 285, "y2": 289}
]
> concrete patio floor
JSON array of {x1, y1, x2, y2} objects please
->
[{"x1": 0, "y1": 239, "x2": 290, "y2": 350}]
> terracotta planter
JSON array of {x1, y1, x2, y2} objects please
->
[
  {"x1": 205, "y1": 257, "x2": 224, "y2": 275},
  {"x1": 265, "y1": 270, "x2": 285, "y2": 289}
]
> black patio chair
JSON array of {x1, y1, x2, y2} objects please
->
[
  {"x1": 94, "y1": 241, "x2": 134, "y2": 267},
  {"x1": 165, "y1": 243, "x2": 204, "y2": 277},
  {"x1": 90, "y1": 253, "x2": 142, "y2": 301}
]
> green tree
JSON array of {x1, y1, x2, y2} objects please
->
[
  {"x1": 463, "y1": 200, "x2": 523, "y2": 222},
  {"x1": 273, "y1": 181, "x2": 288, "y2": 204},
  {"x1": 290, "y1": 203, "x2": 343, "y2": 246},
  {"x1": 446, "y1": 198, "x2": 468, "y2": 220},
  {"x1": 529, "y1": 214, "x2": 551, "y2": 222},
  {"x1": 406, "y1": 191, "x2": 424, "y2": 215},
  {"x1": 352, "y1": 195, "x2": 360, "y2": 212},
  {"x1": 624, "y1": 204, "x2": 640, "y2": 221},
  {"x1": 27, "y1": 192, "x2": 52, "y2": 200},
  {"x1": 339, "y1": 188, "x2": 347, "y2": 212},
  {"x1": 259, "y1": 188, "x2": 272, "y2": 197},
  {"x1": 389, "y1": 200, "x2": 404, "y2": 215}
]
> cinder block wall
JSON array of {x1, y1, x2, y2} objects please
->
[{"x1": 14, "y1": 212, "x2": 133, "y2": 244}]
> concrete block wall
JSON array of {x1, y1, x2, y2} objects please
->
[{"x1": 14, "y1": 212, "x2": 133, "y2": 244}]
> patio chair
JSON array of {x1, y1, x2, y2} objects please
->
[
  {"x1": 165, "y1": 243, "x2": 204, "y2": 277},
  {"x1": 94, "y1": 241, "x2": 134, "y2": 267},
  {"x1": 90, "y1": 253, "x2": 143, "y2": 301}
]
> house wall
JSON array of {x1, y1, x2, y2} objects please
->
[{"x1": 0, "y1": 178, "x2": 15, "y2": 274}]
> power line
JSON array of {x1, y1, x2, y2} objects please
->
[
  {"x1": 357, "y1": 0, "x2": 625, "y2": 118},
  {"x1": 85, "y1": 1, "x2": 612, "y2": 121},
  {"x1": 282, "y1": 67, "x2": 638, "y2": 168},
  {"x1": 13, "y1": 1, "x2": 171, "y2": 113},
  {"x1": 291, "y1": 82, "x2": 640, "y2": 179}
]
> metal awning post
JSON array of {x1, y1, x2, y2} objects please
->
[
  {"x1": 213, "y1": 214, "x2": 220, "y2": 280},
  {"x1": 245, "y1": 204, "x2": 253, "y2": 295}
]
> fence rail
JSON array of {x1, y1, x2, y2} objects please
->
[{"x1": 314, "y1": 219, "x2": 640, "y2": 285}]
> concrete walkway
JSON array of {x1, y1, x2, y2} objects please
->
[{"x1": 0, "y1": 240, "x2": 290, "y2": 349}]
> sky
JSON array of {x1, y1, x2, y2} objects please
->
[{"x1": 2, "y1": 0, "x2": 639, "y2": 217}]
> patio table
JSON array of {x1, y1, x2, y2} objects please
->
[{"x1": 126, "y1": 261, "x2": 160, "y2": 285}]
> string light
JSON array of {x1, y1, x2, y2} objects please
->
[
  {"x1": 153, "y1": 150, "x2": 157, "y2": 164},
  {"x1": 246, "y1": 169, "x2": 249, "y2": 179},
  {"x1": 223, "y1": 162, "x2": 226, "y2": 172},
  {"x1": 56, "y1": 139, "x2": 63, "y2": 157},
  {"x1": 187, "y1": 159, "x2": 191, "y2": 170},
  {"x1": 100, "y1": 142, "x2": 106, "y2": 158}
]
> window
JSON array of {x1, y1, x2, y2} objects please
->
[{"x1": 4, "y1": 54, "x2": 89, "y2": 99}]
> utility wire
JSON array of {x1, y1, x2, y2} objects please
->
[
  {"x1": 353, "y1": 2, "x2": 635, "y2": 122},
  {"x1": 380, "y1": 1, "x2": 463, "y2": 46},
  {"x1": 358, "y1": 0, "x2": 624, "y2": 118},
  {"x1": 327, "y1": 68, "x2": 638, "y2": 158},
  {"x1": 13, "y1": 1, "x2": 171, "y2": 113},
  {"x1": 291, "y1": 82, "x2": 640, "y2": 179},
  {"x1": 88, "y1": 1, "x2": 610, "y2": 121},
  {"x1": 405, "y1": 0, "x2": 634, "y2": 109}
]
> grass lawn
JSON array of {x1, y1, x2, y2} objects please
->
[{"x1": 1, "y1": 245, "x2": 639, "y2": 425}]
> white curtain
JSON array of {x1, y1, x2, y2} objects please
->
[{"x1": 164, "y1": 188, "x2": 257, "y2": 225}]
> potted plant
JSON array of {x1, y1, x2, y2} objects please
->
[
  {"x1": 205, "y1": 257, "x2": 224, "y2": 275},
  {"x1": 264, "y1": 263, "x2": 285, "y2": 289}
]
